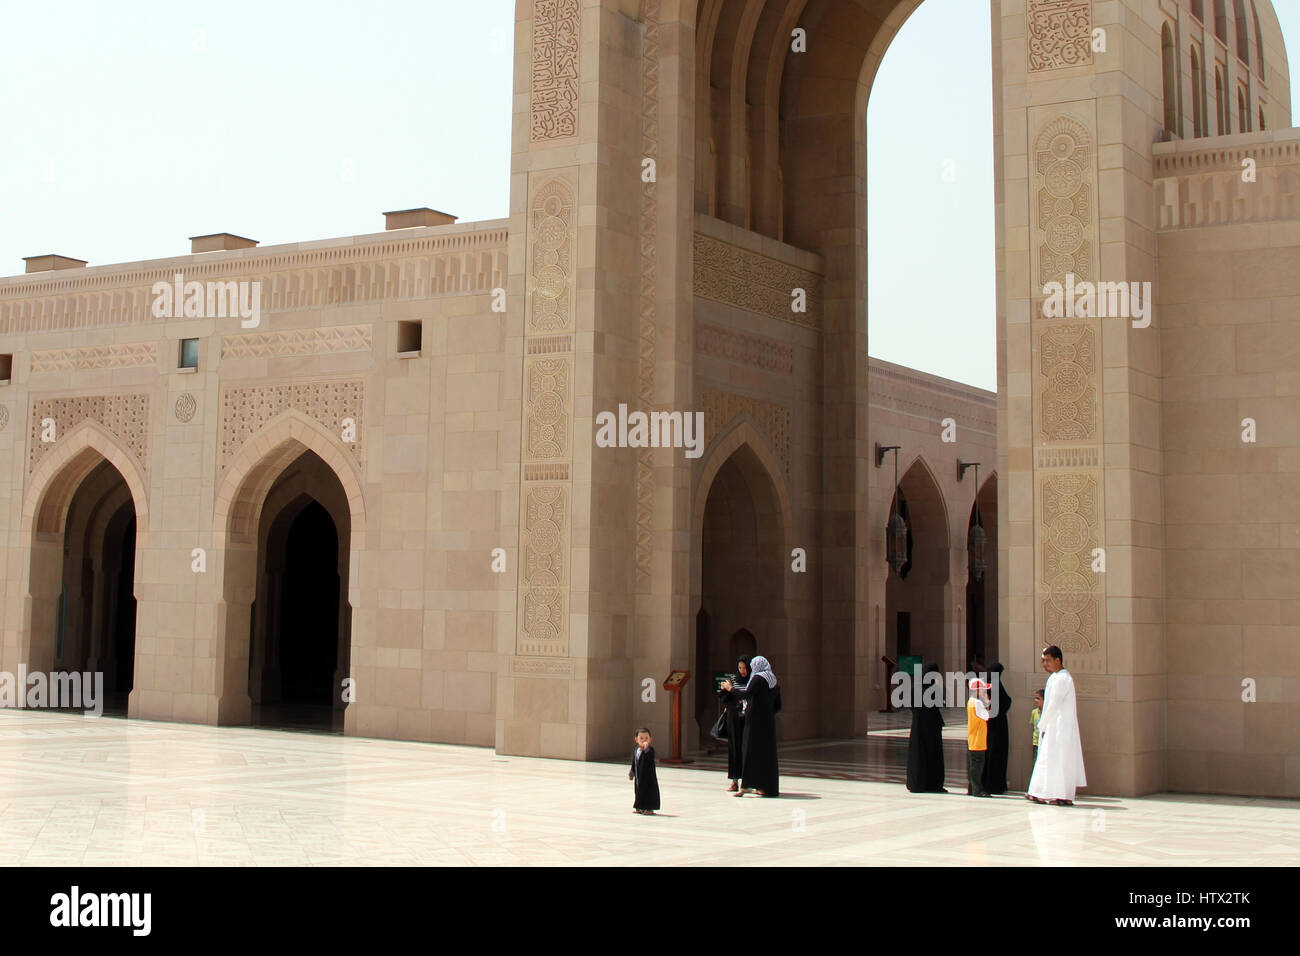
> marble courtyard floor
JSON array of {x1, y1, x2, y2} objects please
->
[{"x1": 0, "y1": 709, "x2": 1296, "y2": 866}]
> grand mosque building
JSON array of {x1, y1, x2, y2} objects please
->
[{"x1": 0, "y1": 0, "x2": 1297, "y2": 798}]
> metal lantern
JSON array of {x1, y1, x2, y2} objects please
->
[
  {"x1": 968, "y1": 519, "x2": 987, "y2": 582},
  {"x1": 959, "y1": 459, "x2": 986, "y2": 583},
  {"x1": 877, "y1": 443, "x2": 909, "y2": 576},
  {"x1": 887, "y1": 507, "x2": 909, "y2": 575}
]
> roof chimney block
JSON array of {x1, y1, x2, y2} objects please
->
[
  {"x1": 23, "y1": 255, "x2": 88, "y2": 273},
  {"x1": 383, "y1": 208, "x2": 458, "y2": 230},
  {"x1": 190, "y1": 233, "x2": 259, "y2": 253}
]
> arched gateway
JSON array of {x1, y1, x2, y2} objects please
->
[{"x1": 1, "y1": 1, "x2": 1296, "y2": 798}]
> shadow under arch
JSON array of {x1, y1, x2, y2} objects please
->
[
  {"x1": 690, "y1": 420, "x2": 792, "y2": 745},
  {"x1": 18, "y1": 422, "x2": 150, "y2": 683},
  {"x1": 884, "y1": 453, "x2": 952, "y2": 670},
  {"x1": 210, "y1": 410, "x2": 365, "y2": 726}
]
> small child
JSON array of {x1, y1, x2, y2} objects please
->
[
  {"x1": 966, "y1": 678, "x2": 991, "y2": 797},
  {"x1": 1031, "y1": 689, "x2": 1044, "y2": 763},
  {"x1": 629, "y1": 727, "x2": 660, "y2": 814}
]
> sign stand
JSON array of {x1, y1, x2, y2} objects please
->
[{"x1": 659, "y1": 670, "x2": 691, "y2": 765}]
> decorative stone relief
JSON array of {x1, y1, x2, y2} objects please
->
[
  {"x1": 509, "y1": 656, "x2": 576, "y2": 678},
  {"x1": 1035, "y1": 446, "x2": 1100, "y2": 469},
  {"x1": 1039, "y1": 324, "x2": 1097, "y2": 442},
  {"x1": 0, "y1": 230, "x2": 506, "y2": 334},
  {"x1": 700, "y1": 387, "x2": 791, "y2": 478},
  {"x1": 1027, "y1": 0, "x2": 1094, "y2": 72},
  {"x1": 174, "y1": 393, "x2": 197, "y2": 423},
  {"x1": 219, "y1": 380, "x2": 364, "y2": 470},
  {"x1": 525, "y1": 357, "x2": 571, "y2": 461},
  {"x1": 519, "y1": 485, "x2": 569, "y2": 657},
  {"x1": 221, "y1": 325, "x2": 371, "y2": 359},
  {"x1": 30, "y1": 343, "x2": 157, "y2": 372},
  {"x1": 696, "y1": 322, "x2": 794, "y2": 373},
  {"x1": 530, "y1": 0, "x2": 580, "y2": 142},
  {"x1": 527, "y1": 177, "x2": 576, "y2": 334},
  {"x1": 1032, "y1": 114, "x2": 1096, "y2": 290},
  {"x1": 636, "y1": 0, "x2": 662, "y2": 592},
  {"x1": 1040, "y1": 473, "x2": 1104, "y2": 670},
  {"x1": 29, "y1": 393, "x2": 150, "y2": 475},
  {"x1": 0, "y1": 405, "x2": 8, "y2": 431},
  {"x1": 693, "y1": 234, "x2": 822, "y2": 330}
]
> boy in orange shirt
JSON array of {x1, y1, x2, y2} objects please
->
[{"x1": 967, "y1": 678, "x2": 992, "y2": 798}]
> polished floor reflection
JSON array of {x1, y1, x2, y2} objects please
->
[{"x1": 0, "y1": 709, "x2": 1295, "y2": 866}]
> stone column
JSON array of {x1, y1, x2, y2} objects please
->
[
  {"x1": 997, "y1": 0, "x2": 1166, "y2": 796},
  {"x1": 499, "y1": 0, "x2": 662, "y2": 759}
]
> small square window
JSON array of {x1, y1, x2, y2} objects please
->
[
  {"x1": 397, "y1": 320, "x2": 422, "y2": 355},
  {"x1": 0, "y1": 354, "x2": 11, "y2": 383},
  {"x1": 179, "y1": 338, "x2": 199, "y2": 369}
]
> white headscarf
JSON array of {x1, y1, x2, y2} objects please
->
[{"x1": 743, "y1": 656, "x2": 778, "y2": 689}]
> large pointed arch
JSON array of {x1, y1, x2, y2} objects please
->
[
  {"x1": 210, "y1": 409, "x2": 366, "y2": 726},
  {"x1": 22, "y1": 419, "x2": 150, "y2": 538},
  {"x1": 212, "y1": 409, "x2": 365, "y2": 546},
  {"x1": 17, "y1": 422, "x2": 148, "y2": 680}
]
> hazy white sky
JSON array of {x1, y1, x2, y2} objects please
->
[{"x1": 3, "y1": 0, "x2": 1298, "y2": 392}]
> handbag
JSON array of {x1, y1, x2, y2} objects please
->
[{"x1": 709, "y1": 708, "x2": 729, "y2": 741}]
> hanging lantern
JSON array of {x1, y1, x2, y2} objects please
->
[
  {"x1": 878, "y1": 443, "x2": 909, "y2": 576},
  {"x1": 887, "y1": 507, "x2": 909, "y2": 575},
  {"x1": 968, "y1": 518, "x2": 987, "y2": 582}
]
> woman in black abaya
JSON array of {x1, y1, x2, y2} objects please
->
[
  {"x1": 981, "y1": 661, "x2": 1013, "y2": 794},
  {"x1": 716, "y1": 655, "x2": 751, "y2": 791},
  {"x1": 906, "y1": 661, "x2": 947, "y2": 793},
  {"x1": 720, "y1": 655, "x2": 780, "y2": 797}
]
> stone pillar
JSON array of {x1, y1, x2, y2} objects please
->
[
  {"x1": 998, "y1": 0, "x2": 1166, "y2": 796},
  {"x1": 499, "y1": 0, "x2": 648, "y2": 759}
]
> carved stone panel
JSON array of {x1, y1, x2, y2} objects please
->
[
  {"x1": 693, "y1": 234, "x2": 822, "y2": 330},
  {"x1": 1038, "y1": 472, "x2": 1105, "y2": 673},
  {"x1": 1027, "y1": 0, "x2": 1094, "y2": 73},
  {"x1": 1038, "y1": 324, "x2": 1098, "y2": 442},
  {"x1": 519, "y1": 485, "x2": 570, "y2": 657},
  {"x1": 696, "y1": 322, "x2": 794, "y2": 374},
  {"x1": 527, "y1": 176, "x2": 577, "y2": 335},
  {"x1": 30, "y1": 343, "x2": 156, "y2": 372},
  {"x1": 29, "y1": 393, "x2": 150, "y2": 475},
  {"x1": 221, "y1": 325, "x2": 371, "y2": 358},
  {"x1": 1031, "y1": 111, "x2": 1098, "y2": 292},
  {"x1": 524, "y1": 356, "x2": 571, "y2": 461},
  {"x1": 219, "y1": 380, "x2": 364, "y2": 470},
  {"x1": 530, "y1": 0, "x2": 580, "y2": 142},
  {"x1": 700, "y1": 387, "x2": 791, "y2": 478}
]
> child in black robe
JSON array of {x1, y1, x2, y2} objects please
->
[{"x1": 629, "y1": 727, "x2": 660, "y2": 814}]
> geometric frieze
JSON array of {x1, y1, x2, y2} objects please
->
[
  {"x1": 30, "y1": 342, "x2": 157, "y2": 372},
  {"x1": 1039, "y1": 472, "x2": 1104, "y2": 673},
  {"x1": 28, "y1": 393, "x2": 151, "y2": 475},
  {"x1": 693, "y1": 234, "x2": 823, "y2": 331},
  {"x1": 219, "y1": 380, "x2": 364, "y2": 471},
  {"x1": 696, "y1": 322, "x2": 795, "y2": 374},
  {"x1": 221, "y1": 325, "x2": 372, "y2": 359},
  {"x1": 700, "y1": 387, "x2": 791, "y2": 478},
  {"x1": 530, "y1": 0, "x2": 580, "y2": 142},
  {"x1": 1038, "y1": 324, "x2": 1098, "y2": 442},
  {"x1": 519, "y1": 485, "x2": 569, "y2": 658},
  {"x1": 1026, "y1": 0, "x2": 1094, "y2": 73}
]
